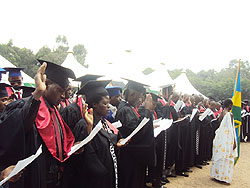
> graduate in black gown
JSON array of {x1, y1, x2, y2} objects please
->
[
  {"x1": 115, "y1": 79, "x2": 155, "y2": 188},
  {"x1": 162, "y1": 93, "x2": 180, "y2": 121},
  {"x1": 146, "y1": 93, "x2": 167, "y2": 188},
  {"x1": 1, "y1": 60, "x2": 78, "y2": 188},
  {"x1": 72, "y1": 80, "x2": 124, "y2": 188},
  {"x1": 0, "y1": 83, "x2": 25, "y2": 187},
  {"x1": 61, "y1": 74, "x2": 103, "y2": 130}
]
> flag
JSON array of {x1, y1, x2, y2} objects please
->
[{"x1": 231, "y1": 60, "x2": 241, "y2": 165}]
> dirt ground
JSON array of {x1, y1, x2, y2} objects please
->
[{"x1": 165, "y1": 142, "x2": 250, "y2": 188}]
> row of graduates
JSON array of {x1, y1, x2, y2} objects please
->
[
  {"x1": 144, "y1": 92, "x2": 224, "y2": 187},
  {"x1": 0, "y1": 60, "x2": 156, "y2": 188},
  {"x1": 0, "y1": 60, "x2": 227, "y2": 188}
]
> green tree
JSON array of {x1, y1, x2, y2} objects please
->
[{"x1": 73, "y1": 44, "x2": 88, "y2": 67}]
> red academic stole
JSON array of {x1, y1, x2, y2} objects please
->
[
  {"x1": 246, "y1": 106, "x2": 250, "y2": 112},
  {"x1": 35, "y1": 97, "x2": 75, "y2": 162},
  {"x1": 214, "y1": 111, "x2": 219, "y2": 118},
  {"x1": 5, "y1": 87, "x2": 14, "y2": 97},
  {"x1": 132, "y1": 107, "x2": 140, "y2": 117},
  {"x1": 158, "y1": 98, "x2": 166, "y2": 106},
  {"x1": 153, "y1": 110, "x2": 157, "y2": 120},
  {"x1": 199, "y1": 106, "x2": 205, "y2": 113},
  {"x1": 74, "y1": 96, "x2": 83, "y2": 117},
  {"x1": 104, "y1": 119, "x2": 119, "y2": 135},
  {"x1": 170, "y1": 101, "x2": 175, "y2": 120}
]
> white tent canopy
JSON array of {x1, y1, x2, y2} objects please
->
[
  {"x1": 144, "y1": 64, "x2": 175, "y2": 91},
  {"x1": 86, "y1": 50, "x2": 148, "y2": 86},
  {"x1": 174, "y1": 72, "x2": 205, "y2": 96},
  {"x1": 0, "y1": 55, "x2": 35, "y2": 85},
  {"x1": 61, "y1": 51, "x2": 88, "y2": 78}
]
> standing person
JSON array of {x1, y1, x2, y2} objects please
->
[
  {"x1": 61, "y1": 74, "x2": 103, "y2": 130},
  {"x1": 210, "y1": 98, "x2": 237, "y2": 184},
  {"x1": 74, "y1": 80, "x2": 124, "y2": 188},
  {"x1": 162, "y1": 92, "x2": 180, "y2": 121},
  {"x1": 3, "y1": 67, "x2": 24, "y2": 100},
  {"x1": 1, "y1": 60, "x2": 77, "y2": 188},
  {"x1": 57, "y1": 84, "x2": 72, "y2": 113},
  {"x1": 105, "y1": 86, "x2": 122, "y2": 123},
  {"x1": 115, "y1": 79, "x2": 155, "y2": 188}
]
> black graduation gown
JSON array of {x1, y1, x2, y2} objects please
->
[
  {"x1": 174, "y1": 117, "x2": 190, "y2": 173},
  {"x1": 162, "y1": 105, "x2": 180, "y2": 121},
  {"x1": 62, "y1": 118, "x2": 88, "y2": 188},
  {"x1": 6, "y1": 96, "x2": 73, "y2": 188},
  {"x1": 154, "y1": 101, "x2": 164, "y2": 119},
  {"x1": 115, "y1": 101, "x2": 155, "y2": 188},
  {"x1": 0, "y1": 100, "x2": 26, "y2": 171},
  {"x1": 82, "y1": 118, "x2": 119, "y2": 188},
  {"x1": 60, "y1": 102, "x2": 82, "y2": 131}
]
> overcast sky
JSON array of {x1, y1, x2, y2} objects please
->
[{"x1": 0, "y1": 0, "x2": 249, "y2": 73}]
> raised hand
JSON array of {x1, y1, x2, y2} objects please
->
[
  {"x1": 33, "y1": 62, "x2": 47, "y2": 100},
  {"x1": 144, "y1": 93, "x2": 153, "y2": 111},
  {"x1": 83, "y1": 104, "x2": 94, "y2": 135}
]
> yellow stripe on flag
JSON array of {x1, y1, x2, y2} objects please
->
[{"x1": 232, "y1": 91, "x2": 241, "y2": 107}]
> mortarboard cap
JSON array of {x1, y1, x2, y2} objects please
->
[
  {"x1": 37, "y1": 59, "x2": 76, "y2": 89},
  {"x1": 0, "y1": 83, "x2": 11, "y2": 98},
  {"x1": 243, "y1": 100, "x2": 249, "y2": 105},
  {"x1": 77, "y1": 80, "x2": 111, "y2": 103},
  {"x1": 122, "y1": 78, "x2": 148, "y2": 94},
  {"x1": 18, "y1": 86, "x2": 35, "y2": 98},
  {"x1": 4, "y1": 67, "x2": 24, "y2": 78},
  {"x1": 105, "y1": 86, "x2": 122, "y2": 97},
  {"x1": 0, "y1": 68, "x2": 6, "y2": 80},
  {"x1": 74, "y1": 74, "x2": 103, "y2": 87}
]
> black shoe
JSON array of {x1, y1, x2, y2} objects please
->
[
  {"x1": 184, "y1": 169, "x2": 193, "y2": 173},
  {"x1": 195, "y1": 165, "x2": 202, "y2": 169},
  {"x1": 160, "y1": 177, "x2": 169, "y2": 184},
  {"x1": 176, "y1": 172, "x2": 189, "y2": 177},
  {"x1": 152, "y1": 181, "x2": 167, "y2": 188},
  {"x1": 161, "y1": 178, "x2": 170, "y2": 184},
  {"x1": 167, "y1": 174, "x2": 177, "y2": 178}
]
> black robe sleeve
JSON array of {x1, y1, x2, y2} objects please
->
[
  {"x1": 115, "y1": 101, "x2": 155, "y2": 165},
  {"x1": 0, "y1": 96, "x2": 40, "y2": 171},
  {"x1": 61, "y1": 103, "x2": 82, "y2": 131}
]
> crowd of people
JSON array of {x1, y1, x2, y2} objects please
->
[{"x1": 0, "y1": 60, "x2": 246, "y2": 188}]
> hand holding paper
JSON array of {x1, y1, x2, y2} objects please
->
[
  {"x1": 120, "y1": 118, "x2": 150, "y2": 145},
  {"x1": 0, "y1": 145, "x2": 42, "y2": 186},
  {"x1": 68, "y1": 120, "x2": 103, "y2": 156},
  {"x1": 153, "y1": 119, "x2": 173, "y2": 137}
]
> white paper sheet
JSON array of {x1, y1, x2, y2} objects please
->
[
  {"x1": 242, "y1": 112, "x2": 250, "y2": 118},
  {"x1": 68, "y1": 121, "x2": 102, "y2": 156},
  {"x1": 190, "y1": 108, "x2": 198, "y2": 122},
  {"x1": 173, "y1": 115, "x2": 189, "y2": 123},
  {"x1": 120, "y1": 118, "x2": 149, "y2": 145},
  {"x1": 154, "y1": 119, "x2": 173, "y2": 137},
  {"x1": 174, "y1": 100, "x2": 184, "y2": 112},
  {"x1": 199, "y1": 108, "x2": 212, "y2": 121},
  {"x1": 0, "y1": 145, "x2": 42, "y2": 186},
  {"x1": 112, "y1": 121, "x2": 122, "y2": 129}
]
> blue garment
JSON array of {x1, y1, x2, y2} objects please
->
[{"x1": 105, "y1": 110, "x2": 115, "y2": 123}]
